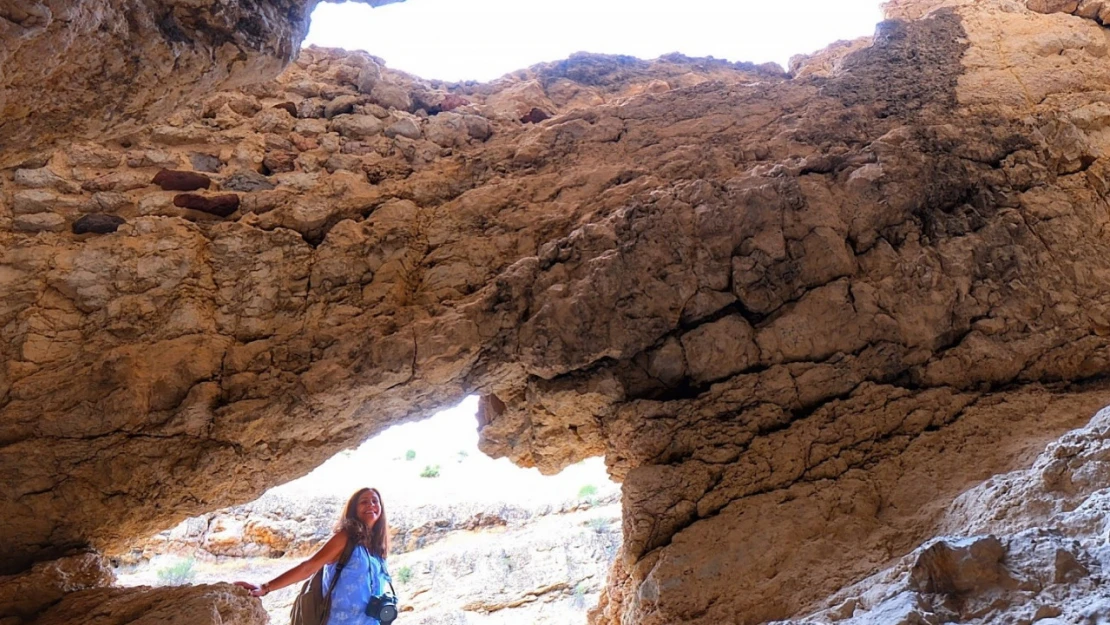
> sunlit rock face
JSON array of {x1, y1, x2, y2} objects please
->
[
  {"x1": 0, "y1": 553, "x2": 265, "y2": 624},
  {"x1": 0, "y1": 0, "x2": 403, "y2": 165},
  {"x1": 0, "y1": 37, "x2": 781, "y2": 574},
  {"x1": 5, "y1": 0, "x2": 1110, "y2": 623}
]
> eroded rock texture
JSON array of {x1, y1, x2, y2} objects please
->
[
  {"x1": 0, "y1": 553, "x2": 265, "y2": 624},
  {"x1": 779, "y1": 405, "x2": 1110, "y2": 623},
  {"x1": 0, "y1": 43, "x2": 781, "y2": 577},
  {"x1": 0, "y1": 0, "x2": 402, "y2": 164},
  {"x1": 4, "y1": 0, "x2": 1110, "y2": 623}
]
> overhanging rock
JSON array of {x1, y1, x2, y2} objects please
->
[{"x1": 4, "y1": 0, "x2": 1110, "y2": 623}]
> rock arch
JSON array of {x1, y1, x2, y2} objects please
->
[{"x1": 5, "y1": 0, "x2": 1110, "y2": 623}]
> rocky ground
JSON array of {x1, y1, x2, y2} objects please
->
[{"x1": 770, "y1": 403, "x2": 1110, "y2": 625}]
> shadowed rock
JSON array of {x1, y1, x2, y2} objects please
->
[
  {"x1": 173, "y1": 193, "x2": 241, "y2": 217},
  {"x1": 152, "y1": 169, "x2": 212, "y2": 192},
  {"x1": 909, "y1": 536, "x2": 1010, "y2": 595},
  {"x1": 72, "y1": 214, "x2": 126, "y2": 235},
  {"x1": 0, "y1": 0, "x2": 406, "y2": 165}
]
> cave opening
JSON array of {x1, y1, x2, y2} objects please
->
[{"x1": 110, "y1": 396, "x2": 621, "y2": 623}]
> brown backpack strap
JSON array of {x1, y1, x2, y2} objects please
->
[
  {"x1": 337, "y1": 536, "x2": 358, "y2": 568},
  {"x1": 324, "y1": 535, "x2": 359, "y2": 601}
]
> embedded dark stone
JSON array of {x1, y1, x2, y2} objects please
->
[
  {"x1": 273, "y1": 102, "x2": 299, "y2": 117},
  {"x1": 221, "y1": 171, "x2": 275, "y2": 192},
  {"x1": 173, "y1": 193, "x2": 240, "y2": 217},
  {"x1": 262, "y1": 151, "x2": 297, "y2": 174},
  {"x1": 72, "y1": 214, "x2": 126, "y2": 235},
  {"x1": 190, "y1": 152, "x2": 222, "y2": 173},
  {"x1": 152, "y1": 169, "x2": 212, "y2": 191},
  {"x1": 520, "y1": 107, "x2": 550, "y2": 124},
  {"x1": 440, "y1": 93, "x2": 470, "y2": 112},
  {"x1": 17, "y1": 153, "x2": 50, "y2": 169}
]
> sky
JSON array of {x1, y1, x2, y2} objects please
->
[
  {"x1": 305, "y1": 0, "x2": 887, "y2": 82},
  {"x1": 271, "y1": 396, "x2": 619, "y2": 504}
]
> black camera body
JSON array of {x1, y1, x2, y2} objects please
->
[{"x1": 366, "y1": 593, "x2": 399, "y2": 624}]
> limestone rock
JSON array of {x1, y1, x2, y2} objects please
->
[
  {"x1": 12, "y1": 168, "x2": 80, "y2": 194},
  {"x1": 780, "y1": 406, "x2": 1110, "y2": 624},
  {"x1": 221, "y1": 171, "x2": 276, "y2": 192},
  {"x1": 328, "y1": 114, "x2": 385, "y2": 139},
  {"x1": 384, "y1": 117, "x2": 422, "y2": 140},
  {"x1": 368, "y1": 81, "x2": 413, "y2": 111},
  {"x1": 0, "y1": 0, "x2": 406, "y2": 165},
  {"x1": 190, "y1": 153, "x2": 223, "y2": 173},
  {"x1": 31, "y1": 584, "x2": 267, "y2": 625},
  {"x1": 4, "y1": 2, "x2": 1110, "y2": 625},
  {"x1": 125, "y1": 149, "x2": 182, "y2": 169},
  {"x1": 13, "y1": 212, "x2": 65, "y2": 232},
  {"x1": 907, "y1": 536, "x2": 1010, "y2": 595},
  {"x1": 0, "y1": 553, "x2": 114, "y2": 622}
]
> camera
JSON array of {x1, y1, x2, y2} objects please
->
[{"x1": 366, "y1": 593, "x2": 399, "y2": 624}]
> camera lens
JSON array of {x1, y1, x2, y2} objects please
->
[{"x1": 379, "y1": 605, "x2": 398, "y2": 623}]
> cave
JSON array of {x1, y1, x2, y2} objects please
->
[
  {"x1": 6, "y1": 0, "x2": 1110, "y2": 623},
  {"x1": 108, "y1": 395, "x2": 623, "y2": 623}
]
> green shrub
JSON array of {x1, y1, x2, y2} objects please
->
[
  {"x1": 456, "y1": 450, "x2": 469, "y2": 463},
  {"x1": 587, "y1": 517, "x2": 609, "y2": 533},
  {"x1": 405, "y1": 449, "x2": 416, "y2": 461},
  {"x1": 396, "y1": 565, "x2": 414, "y2": 584},
  {"x1": 578, "y1": 484, "x2": 599, "y2": 505},
  {"x1": 571, "y1": 581, "x2": 589, "y2": 609},
  {"x1": 155, "y1": 557, "x2": 196, "y2": 586},
  {"x1": 419, "y1": 464, "x2": 440, "y2": 478}
]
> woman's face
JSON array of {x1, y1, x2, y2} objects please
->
[{"x1": 356, "y1": 490, "x2": 382, "y2": 527}]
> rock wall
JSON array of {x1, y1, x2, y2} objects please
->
[
  {"x1": 114, "y1": 491, "x2": 623, "y2": 625},
  {"x1": 4, "y1": 0, "x2": 1110, "y2": 623},
  {"x1": 0, "y1": 553, "x2": 266, "y2": 625},
  {"x1": 0, "y1": 42, "x2": 774, "y2": 576},
  {"x1": 0, "y1": 0, "x2": 403, "y2": 164},
  {"x1": 778, "y1": 404, "x2": 1110, "y2": 624}
]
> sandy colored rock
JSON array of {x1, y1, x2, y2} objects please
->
[
  {"x1": 0, "y1": 0, "x2": 405, "y2": 165},
  {"x1": 0, "y1": 553, "x2": 114, "y2": 622},
  {"x1": 779, "y1": 405, "x2": 1110, "y2": 623},
  {"x1": 4, "y1": 1, "x2": 1110, "y2": 624},
  {"x1": 32, "y1": 584, "x2": 267, "y2": 625}
]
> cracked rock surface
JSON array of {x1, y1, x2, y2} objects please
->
[
  {"x1": 4, "y1": 0, "x2": 1110, "y2": 623},
  {"x1": 0, "y1": 0, "x2": 403, "y2": 164},
  {"x1": 778, "y1": 405, "x2": 1110, "y2": 624},
  {"x1": 0, "y1": 552, "x2": 265, "y2": 624}
]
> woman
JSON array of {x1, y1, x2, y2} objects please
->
[{"x1": 235, "y1": 487, "x2": 393, "y2": 624}]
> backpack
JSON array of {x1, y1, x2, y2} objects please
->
[{"x1": 290, "y1": 539, "x2": 357, "y2": 625}]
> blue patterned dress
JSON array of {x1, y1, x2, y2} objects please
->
[{"x1": 322, "y1": 545, "x2": 391, "y2": 625}]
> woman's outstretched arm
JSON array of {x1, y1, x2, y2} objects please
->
[{"x1": 234, "y1": 530, "x2": 349, "y2": 597}]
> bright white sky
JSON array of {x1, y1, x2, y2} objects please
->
[
  {"x1": 305, "y1": 0, "x2": 886, "y2": 82},
  {"x1": 272, "y1": 396, "x2": 619, "y2": 504}
]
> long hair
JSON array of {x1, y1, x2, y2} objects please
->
[{"x1": 336, "y1": 487, "x2": 390, "y2": 559}]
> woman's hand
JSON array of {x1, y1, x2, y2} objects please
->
[
  {"x1": 233, "y1": 581, "x2": 268, "y2": 597},
  {"x1": 229, "y1": 531, "x2": 345, "y2": 600}
]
